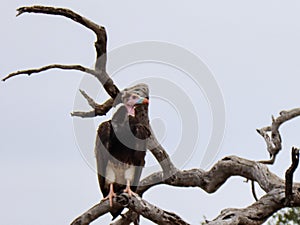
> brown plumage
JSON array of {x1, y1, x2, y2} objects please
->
[{"x1": 95, "y1": 88, "x2": 150, "y2": 219}]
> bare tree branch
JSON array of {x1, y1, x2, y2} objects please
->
[
  {"x1": 70, "y1": 200, "x2": 112, "y2": 225},
  {"x1": 16, "y1": 5, "x2": 107, "y2": 72},
  {"x1": 16, "y1": 6, "x2": 102, "y2": 35},
  {"x1": 285, "y1": 147, "x2": 300, "y2": 206},
  {"x1": 147, "y1": 129, "x2": 178, "y2": 178},
  {"x1": 71, "y1": 193, "x2": 189, "y2": 225},
  {"x1": 2, "y1": 63, "x2": 119, "y2": 99},
  {"x1": 110, "y1": 211, "x2": 139, "y2": 225},
  {"x1": 72, "y1": 154, "x2": 300, "y2": 224},
  {"x1": 116, "y1": 194, "x2": 190, "y2": 225},
  {"x1": 70, "y1": 96, "x2": 300, "y2": 224},
  {"x1": 2, "y1": 64, "x2": 96, "y2": 82},
  {"x1": 251, "y1": 180, "x2": 259, "y2": 201},
  {"x1": 71, "y1": 97, "x2": 114, "y2": 118},
  {"x1": 257, "y1": 108, "x2": 300, "y2": 164},
  {"x1": 206, "y1": 189, "x2": 286, "y2": 225},
  {"x1": 79, "y1": 90, "x2": 98, "y2": 108},
  {"x1": 71, "y1": 92, "x2": 114, "y2": 118},
  {"x1": 4, "y1": 5, "x2": 120, "y2": 99},
  {"x1": 138, "y1": 156, "x2": 284, "y2": 195}
]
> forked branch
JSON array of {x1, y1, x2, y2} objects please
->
[
  {"x1": 16, "y1": 5, "x2": 108, "y2": 71},
  {"x1": 71, "y1": 93, "x2": 114, "y2": 118},
  {"x1": 71, "y1": 154, "x2": 300, "y2": 225},
  {"x1": 70, "y1": 193, "x2": 189, "y2": 225},
  {"x1": 4, "y1": 5, "x2": 120, "y2": 99},
  {"x1": 2, "y1": 63, "x2": 119, "y2": 99},
  {"x1": 257, "y1": 108, "x2": 300, "y2": 164}
]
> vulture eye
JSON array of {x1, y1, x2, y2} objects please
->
[{"x1": 132, "y1": 95, "x2": 138, "y2": 100}]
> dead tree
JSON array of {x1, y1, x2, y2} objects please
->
[{"x1": 3, "y1": 5, "x2": 300, "y2": 225}]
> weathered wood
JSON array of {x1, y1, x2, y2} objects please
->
[
  {"x1": 285, "y1": 147, "x2": 300, "y2": 206},
  {"x1": 257, "y1": 108, "x2": 300, "y2": 164},
  {"x1": 2, "y1": 64, "x2": 96, "y2": 82},
  {"x1": 71, "y1": 92, "x2": 114, "y2": 117},
  {"x1": 71, "y1": 194, "x2": 189, "y2": 225}
]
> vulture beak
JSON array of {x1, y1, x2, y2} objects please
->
[{"x1": 136, "y1": 97, "x2": 149, "y2": 105}]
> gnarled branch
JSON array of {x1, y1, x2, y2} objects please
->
[
  {"x1": 71, "y1": 193, "x2": 189, "y2": 225},
  {"x1": 2, "y1": 63, "x2": 119, "y2": 99},
  {"x1": 71, "y1": 92, "x2": 114, "y2": 118},
  {"x1": 206, "y1": 189, "x2": 286, "y2": 225},
  {"x1": 4, "y1": 5, "x2": 120, "y2": 99},
  {"x1": 16, "y1": 5, "x2": 108, "y2": 72},
  {"x1": 257, "y1": 108, "x2": 300, "y2": 164},
  {"x1": 71, "y1": 153, "x2": 300, "y2": 225},
  {"x1": 17, "y1": 6, "x2": 102, "y2": 36}
]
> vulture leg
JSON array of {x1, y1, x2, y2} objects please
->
[
  {"x1": 102, "y1": 183, "x2": 116, "y2": 207},
  {"x1": 123, "y1": 180, "x2": 134, "y2": 196}
]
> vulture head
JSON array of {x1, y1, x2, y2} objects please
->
[{"x1": 121, "y1": 83, "x2": 149, "y2": 116}]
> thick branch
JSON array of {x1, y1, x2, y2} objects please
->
[
  {"x1": 70, "y1": 200, "x2": 112, "y2": 225},
  {"x1": 147, "y1": 129, "x2": 178, "y2": 179},
  {"x1": 117, "y1": 194, "x2": 189, "y2": 225},
  {"x1": 206, "y1": 189, "x2": 286, "y2": 225},
  {"x1": 71, "y1": 194, "x2": 189, "y2": 225},
  {"x1": 110, "y1": 211, "x2": 139, "y2": 225},
  {"x1": 73, "y1": 155, "x2": 300, "y2": 225},
  {"x1": 138, "y1": 156, "x2": 284, "y2": 195},
  {"x1": 285, "y1": 147, "x2": 300, "y2": 206},
  {"x1": 257, "y1": 108, "x2": 300, "y2": 164}
]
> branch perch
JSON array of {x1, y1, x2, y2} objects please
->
[
  {"x1": 71, "y1": 194, "x2": 189, "y2": 225},
  {"x1": 72, "y1": 155, "x2": 300, "y2": 225}
]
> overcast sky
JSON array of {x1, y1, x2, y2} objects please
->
[{"x1": 1, "y1": 1, "x2": 300, "y2": 224}]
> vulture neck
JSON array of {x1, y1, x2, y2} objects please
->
[{"x1": 133, "y1": 104, "x2": 149, "y2": 126}]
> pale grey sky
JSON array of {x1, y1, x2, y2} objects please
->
[{"x1": 1, "y1": 1, "x2": 300, "y2": 224}]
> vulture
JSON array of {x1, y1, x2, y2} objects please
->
[{"x1": 95, "y1": 84, "x2": 151, "y2": 219}]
